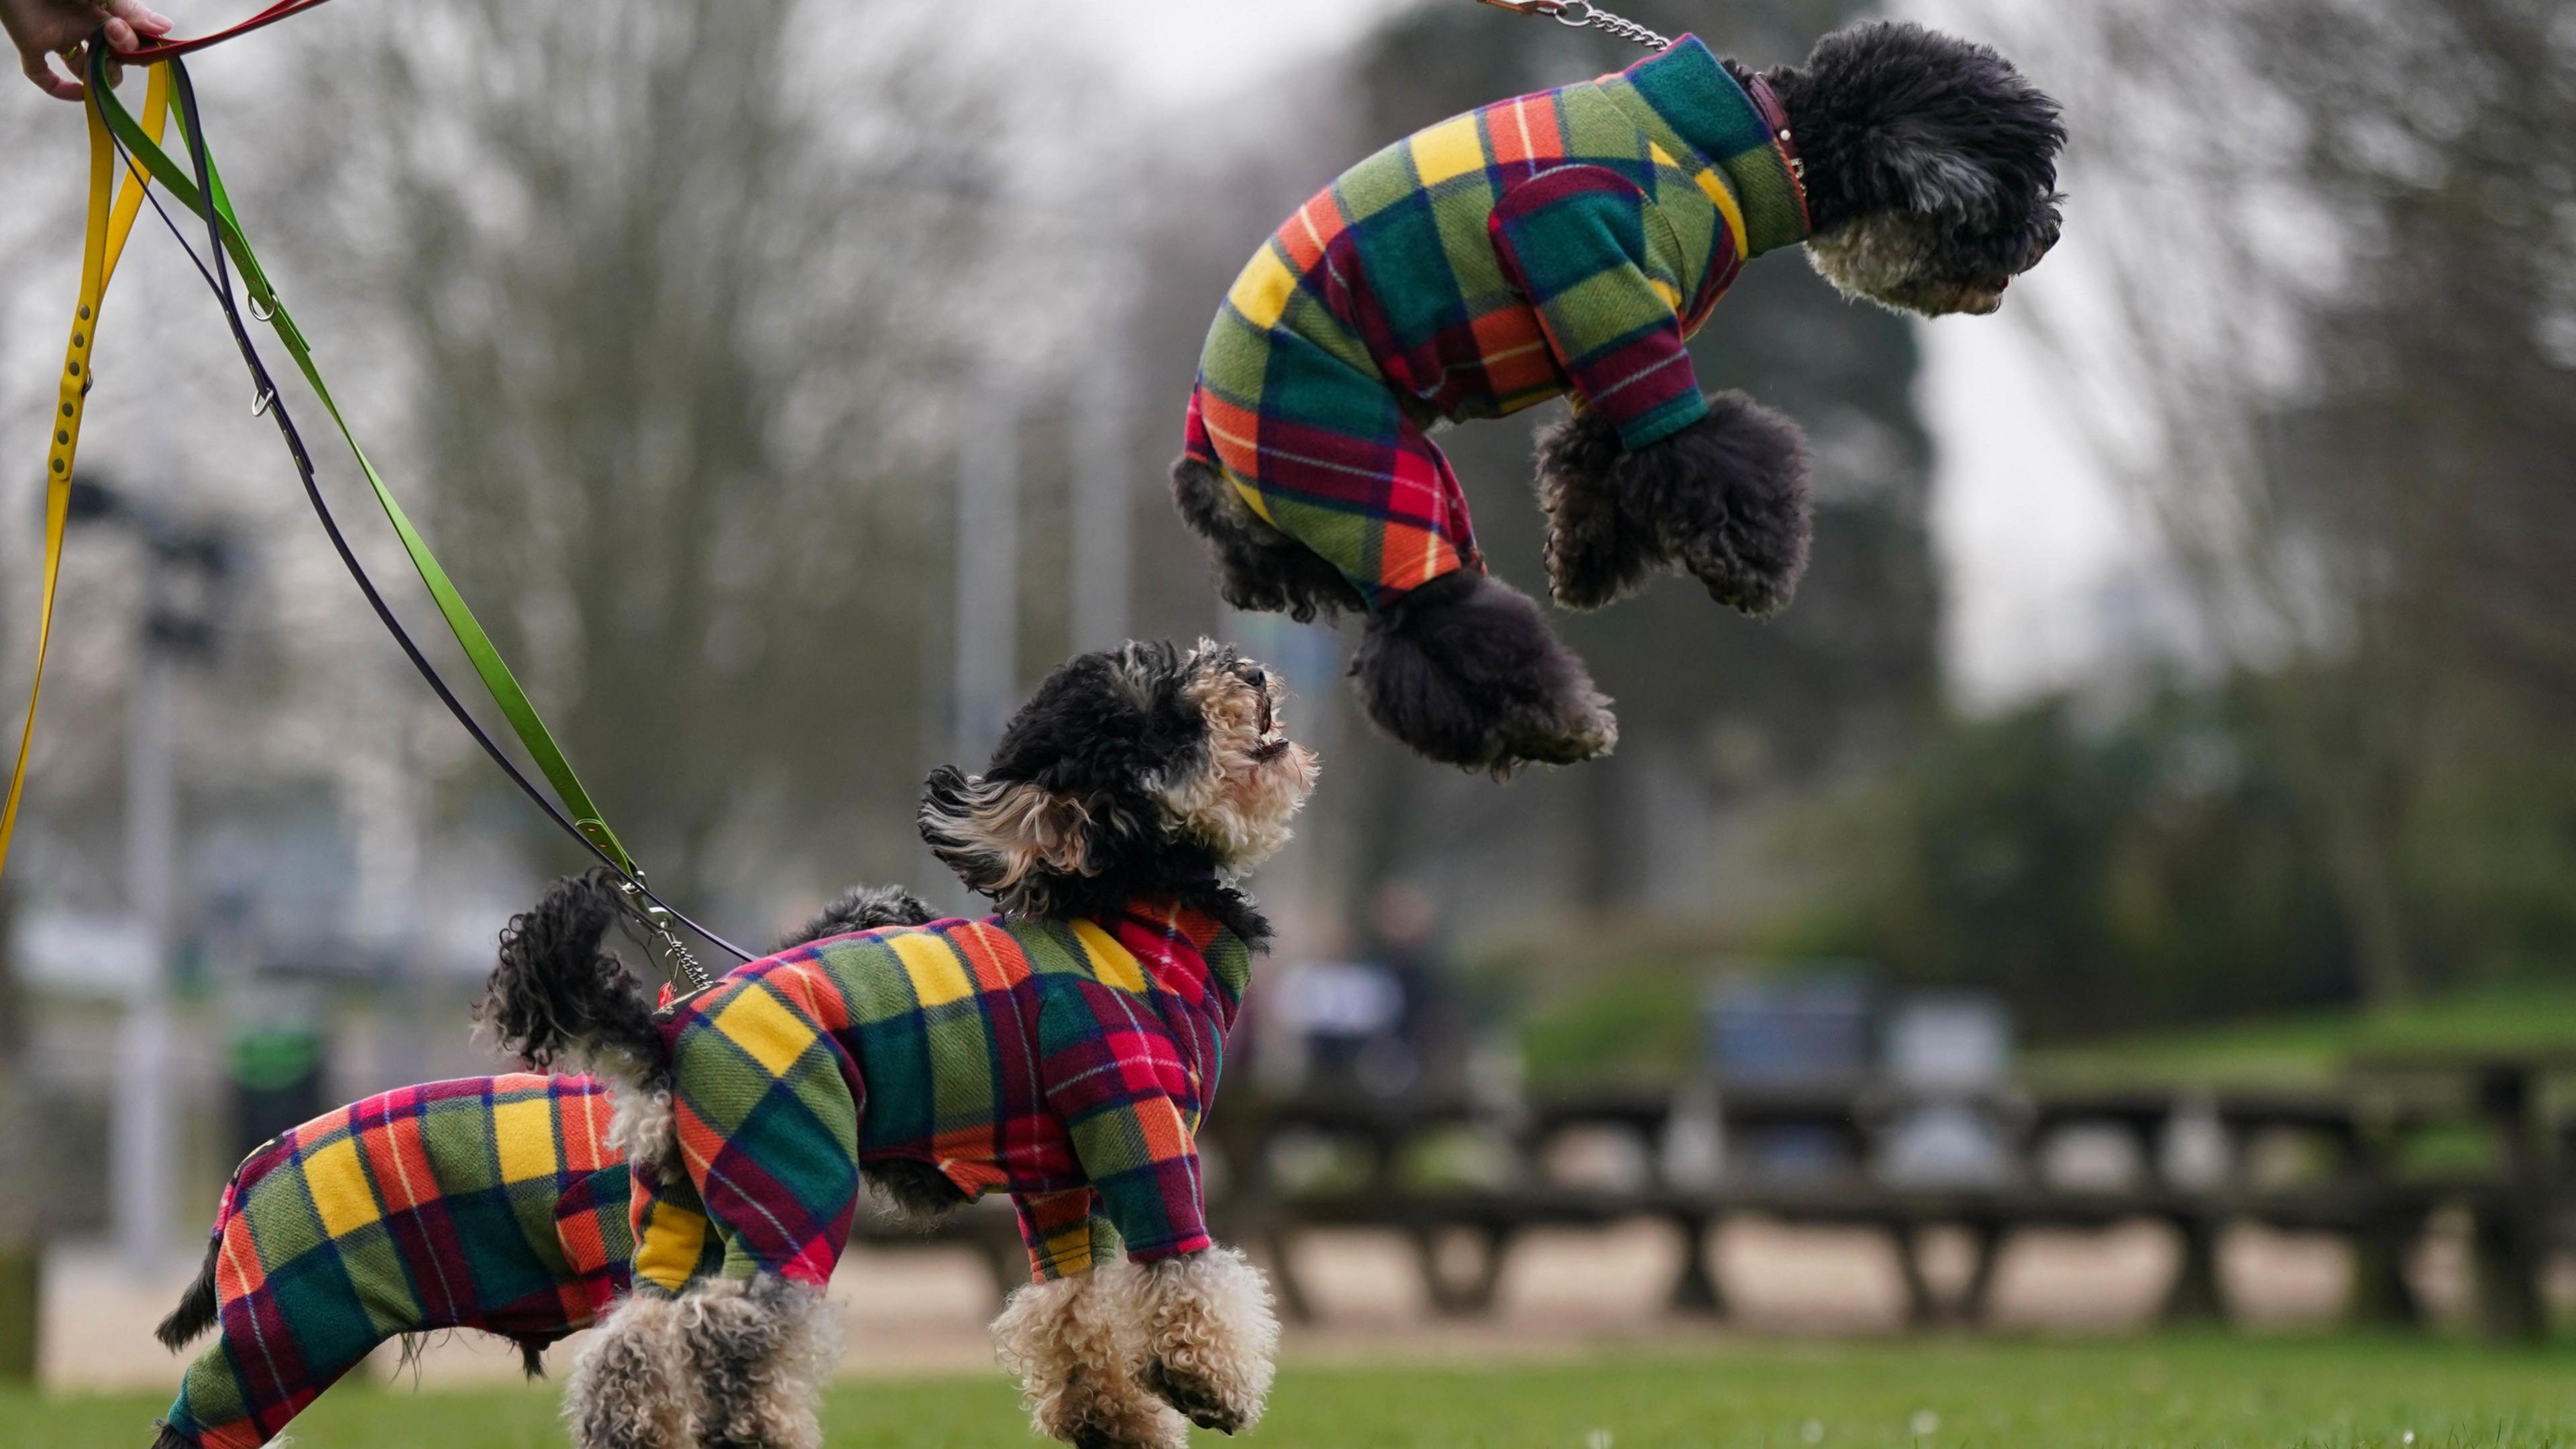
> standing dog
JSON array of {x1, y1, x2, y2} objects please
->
[
  {"x1": 150, "y1": 1073, "x2": 648, "y2": 1449},
  {"x1": 484, "y1": 640, "x2": 1319, "y2": 1449},
  {"x1": 1174, "y1": 21, "x2": 2064, "y2": 773},
  {"x1": 146, "y1": 888, "x2": 930, "y2": 1449}
]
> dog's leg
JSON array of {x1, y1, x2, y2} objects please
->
[
  {"x1": 1132, "y1": 1246, "x2": 1281, "y2": 1436},
  {"x1": 568, "y1": 1293, "x2": 696, "y2": 1449},
  {"x1": 994, "y1": 1265, "x2": 1187, "y2": 1449},
  {"x1": 1171, "y1": 455, "x2": 1367, "y2": 625},
  {"x1": 680, "y1": 1276, "x2": 841, "y2": 1449},
  {"x1": 1351, "y1": 570, "x2": 1617, "y2": 775},
  {"x1": 1534, "y1": 394, "x2": 1812, "y2": 616}
]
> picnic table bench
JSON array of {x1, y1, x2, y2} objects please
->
[{"x1": 1208, "y1": 1074, "x2": 2559, "y2": 1336}]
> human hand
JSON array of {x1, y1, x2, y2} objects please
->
[{"x1": 1, "y1": 0, "x2": 172, "y2": 101}]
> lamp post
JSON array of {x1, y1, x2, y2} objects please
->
[
  {"x1": 954, "y1": 380, "x2": 1022, "y2": 766},
  {"x1": 62, "y1": 476, "x2": 233, "y2": 1275}
]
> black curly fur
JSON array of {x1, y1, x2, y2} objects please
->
[
  {"x1": 1349, "y1": 571, "x2": 1617, "y2": 776},
  {"x1": 1535, "y1": 394, "x2": 1812, "y2": 615},
  {"x1": 152, "y1": 1421, "x2": 196, "y2": 1449},
  {"x1": 777, "y1": 883, "x2": 935, "y2": 952},
  {"x1": 1171, "y1": 455, "x2": 1366, "y2": 623},
  {"x1": 474, "y1": 869, "x2": 661, "y2": 1079},
  {"x1": 918, "y1": 641, "x2": 1274, "y2": 949},
  {"x1": 155, "y1": 1234, "x2": 221, "y2": 1350},
  {"x1": 1761, "y1": 21, "x2": 2065, "y2": 289}
]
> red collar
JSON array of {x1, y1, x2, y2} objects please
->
[{"x1": 1747, "y1": 74, "x2": 1812, "y2": 235}]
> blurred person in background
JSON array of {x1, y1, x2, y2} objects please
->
[{"x1": 1265, "y1": 882, "x2": 1469, "y2": 1099}]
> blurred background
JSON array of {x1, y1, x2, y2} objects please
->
[{"x1": 1, "y1": 0, "x2": 2571, "y2": 1393}]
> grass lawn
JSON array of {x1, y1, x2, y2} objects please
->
[
  {"x1": 21, "y1": 1335, "x2": 2576, "y2": 1448},
  {"x1": 2024, "y1": 981, "x2": 2576, "y2": 1088}
]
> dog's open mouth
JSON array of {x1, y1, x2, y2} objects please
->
[{"x1": 1251, "y1": 694, "x2": 1289, "y2": 762}]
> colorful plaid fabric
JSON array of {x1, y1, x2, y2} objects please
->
[
  {"x1": 1183, "y1": 34, "x2": 1809, "y2": 609},
  {"x1": 632, "y1": 896, "x2": 1249, "y2": 1293},
  {"x1": 162, "y1": 1074, "x2": 658, "y2": 1449}
]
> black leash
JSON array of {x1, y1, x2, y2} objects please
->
[{"x1": 113, "y1": 54, "x2": 753, "y2": 970}]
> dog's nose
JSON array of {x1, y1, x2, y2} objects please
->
[
  {"x1": 2031, "y1": 215, "x2": 2063, "y2": 264},
  {"x1": 1243, "y1": 667, "x2": 1268, "y2": 692}
]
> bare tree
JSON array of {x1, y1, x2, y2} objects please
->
[
  {"x1": 1967, "y1": 0, "x2": 2576, "y2": 1002},
  {"x1": 265, "y1": 0, "x2": 1036, "y2": 910}
]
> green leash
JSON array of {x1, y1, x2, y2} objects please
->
[{"x1": 93, "y1": 51, "x2": 742, "y2": 977}]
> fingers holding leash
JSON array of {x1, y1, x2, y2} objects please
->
[
  {"x1": 2, "y1": 0, "x2": 172, "y2": 99},
  {"x1": 21, "y1": 43, "x2": 79, "y2": 99},
  {"x1": 100, "y1": 0, "x2": 172, "y2": 53}
]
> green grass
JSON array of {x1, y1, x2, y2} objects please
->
[
  {"x1": 25, "y1": 1335, "x2": 2576, "y2": 1448},
  {"x1": 2028, "y1": 981, "x2": 2576, "y2": 1088}
]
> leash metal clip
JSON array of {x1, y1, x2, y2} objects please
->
[
  {"x1": 616, "y1": 875, "x2": 716, "y2": 994},
  {"x1": 1471, "y1": 0, "x2": 1671, "y2": 48}
]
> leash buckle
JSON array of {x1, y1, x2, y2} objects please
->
[{"x1": 616, "y1": 875, "x2": 717, "y2": 994}]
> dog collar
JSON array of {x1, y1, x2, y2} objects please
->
[{"x1": 1746, "y1": 74, "x2": 1812, "y2": 235}]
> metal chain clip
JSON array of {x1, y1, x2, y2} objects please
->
[
  {"x1": 1472, "y1": 0, "x2": 1673, "y2": 52},
  {"x1": 616, "y1": 875, "x2": 716, "y2": 994}
]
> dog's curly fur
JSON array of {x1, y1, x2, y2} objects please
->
[
  {"x1": 1536, "y1": 394, "x2": 1813, "y2": 614},
  {"x1": 478, "y1": 868, "x2": 662, "y2": 1082},
  {"x1": 475, "y1": 869, "x2": 680, "y2": 1173},
  {"x1": 918, "y1": 640, "x2": 1291, "y2": 947},
  {"x1": 680, "y1": 1277, "x2": 843, "y2": 1449},
  {"x1": 1351, "y1": 571, "x2": 1618, "y2": 777},
  {"x1": 994, "y1": 1264, "x2": 1189, "y2": 1449},
  {"x1": 570, "y1": 1294, "x2": 697, "y2": 1449},
  {"x1": 1134, "y1": 1246, "x2": 1281, "y2": 1435},
  {"x1": 1759, "y1": 21, "x2": 2065, "y2": 316},
  {"x1": 1171, "y1": 455, "x2": 1365, "y2": 624},
  {"x1": 779, "y1": 883, "x2": 934, "y2": 952}
]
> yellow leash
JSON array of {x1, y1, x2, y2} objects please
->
[{"x1": 0, "y1": 64, "x2": 172, "y2": 883}]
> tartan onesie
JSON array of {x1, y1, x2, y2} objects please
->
[
  {"x1": 628, "y1": 896, "x2": 1248, "y2": 1297},
  {"x1": 160, "y1": 1073, "x2": 709, "y2": 1449},
  {"x1": 1183, "y1": 34, "x2": 1811, "y2": 610}
]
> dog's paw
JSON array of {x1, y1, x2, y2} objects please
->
[
  {"x1": 996, "y1": 1273, "x2": 1189, "y2": 1449},
  {"x1": 1141, "y1": 1358, "x2": 1249, "y2": 1434},
  {"x1": 1626, "y1": 394, "x2": 1813, "y2": 619},
  {"x1": 1534, "y1": 405, "x2": 1658, "y2": 612},
  {"x1": 1061, "y1": 1393, "x2": 1191, "y2": 1449},
  {"x1": 1131, "y1": 1247, "x2": 1279, "y2": 1436},
  {"x1": 1353, "y1": 572, "x2": 1619, "y2": 775}
]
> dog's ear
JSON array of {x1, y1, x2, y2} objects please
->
[
  {"x1": 1878, "y1": 122, "x2": 2008, "y2": 224},
  {"x1": 918, "y1": 766, "x2": 1094, "y2": 910}
]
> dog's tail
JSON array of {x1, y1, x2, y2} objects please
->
[
  {"x1": 154, "y1": 1231, "x2": 223, "y2": 1351},
  {"x1": 475, "y1": 869, "x2": 665, "y2": 1091},
  {"x1": 777, "y1": 883, "x2": 936, "y2": 952}
]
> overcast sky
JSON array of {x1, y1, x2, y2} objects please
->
[{"x1": 1089, "y1": 0, "x2": 2143, "y2": 710}]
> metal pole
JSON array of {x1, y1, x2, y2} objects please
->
[
  {"x1": 0, "y1": 861, "x2": 38, "y2": 1381},
  {"x1": 115, "y1": 640, "x2": 174, "y2": 1274},
  {"x1": 1071, "y1": 364, "x2": 1132, "y2": 653},
  {"x1": 955, "y1": 384, "x2": 1022, "y2": 763}
]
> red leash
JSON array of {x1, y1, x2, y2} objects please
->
[{"x1": 111, "y1": 0, "x2": 339, "y2": 62}]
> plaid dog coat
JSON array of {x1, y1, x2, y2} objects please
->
[
  {"x1": 629, "y1": 895, "x2": 1249, "y2": 1296},
  {"x1": 1183, "y1": 34, "x2": 1811, "y2": 608},
  {"x1": 160, "y1": 1073, "x2": 708, "y2": 1449}
]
